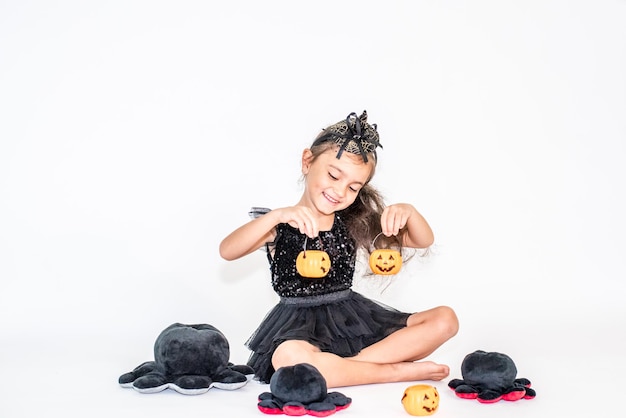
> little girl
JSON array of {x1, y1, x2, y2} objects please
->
[{"x1": 219, "y1": 111, "x2": 458, "y2": 388}]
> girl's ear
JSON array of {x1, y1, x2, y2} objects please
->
[{"x1": 301, "y1": 149, "x2": 313, "y2": 175}]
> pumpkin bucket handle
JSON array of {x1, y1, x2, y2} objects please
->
[
  {"x1": 302, "y1": 235, "x2": 325, "y2": 256},
  {"x1": 370, "y1": 232, "x2": 400, "y2": 251},
  {"x1": 371, "y1": 232, "x2": 384, "y2": 249}
]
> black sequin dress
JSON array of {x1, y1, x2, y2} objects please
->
[{"x1": 245, "y1": 214, "x2": 411, "y2": 383}]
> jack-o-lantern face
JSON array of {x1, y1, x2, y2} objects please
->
[
  {"x1": 369, "y1": 249, "x2": 403, "y2": 275},
  {"x1": 401, "y1": 384, "x2": 439, "y2": 416},
  {"x1": 296, "y1": 250, "x2": 331, "y2": 278}
]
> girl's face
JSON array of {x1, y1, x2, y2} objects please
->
[{"x1": 300, "y1": 147, "x2": 375, "y2": 216}]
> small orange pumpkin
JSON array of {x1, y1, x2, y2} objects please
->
[
  {"x1": 369, "y1": 249, "x2": 403, "y2": 275},
  {"x1": 401, "y1": 384, "x2": 439, "y2": 416},
  {"x1": 369, "y1": 233, "x2": 403, "y2": 275},
  {"x1": 296, "y1": 250, "x2": 331, "y2": 278},
  {"x1": 296, "y1": 236, "x2": 331, "y2": 278}
]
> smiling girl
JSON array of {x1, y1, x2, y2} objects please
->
[{"x1": 219, "y1": 111, "x2": 458, "y2": 388}]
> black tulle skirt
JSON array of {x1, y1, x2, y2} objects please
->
[{"x1": 245, "y1": 289, "x2": 411, "y2": 383}]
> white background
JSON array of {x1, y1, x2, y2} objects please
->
[{"x1": 1, "y1": 1, "x2": 625, "y2": 417}]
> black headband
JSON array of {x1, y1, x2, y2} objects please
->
[{"x1": 312, "y1": 110, "x2": 382, "y2": 163}]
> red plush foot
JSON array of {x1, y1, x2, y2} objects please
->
[
  {"x1": 455, "y1": 392, "x2": 478, "y2": 400},
  {"x1": 282, "y1": 404, "x2": 307, "y2": 416},
  {"x1": 503, "y1": 389, "x2": 526, "y2": 401}
]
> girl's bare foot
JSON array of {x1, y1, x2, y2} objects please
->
[{"x1": 393, "y1": 361, "x2": 450, "y2": 382}]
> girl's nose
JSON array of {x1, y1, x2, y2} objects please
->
[{"x1": 334, "y1": 184, "x2": 348, "y2": 198}]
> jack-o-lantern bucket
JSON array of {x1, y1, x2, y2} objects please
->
[
  {"x1": 401, "y1": 384, "x2": 439, "y2": 416},
  {"x1": 296, "y1": 236, "x2": 331, "y2": 278},
  {"x1": 369, "y1": 233, "x2": 403, "y2": 275}
]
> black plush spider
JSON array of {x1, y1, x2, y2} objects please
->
[
  {"x1": 258, "y1": 363, "x2": 352, "y2": 416},
  {"x1": 119, "y1": 323, "x2": 254, "y2": 395},
  {"x1": 448, "y1": 350, "x2": 536, "y2": 403}
]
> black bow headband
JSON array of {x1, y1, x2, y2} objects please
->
[{"x1": 312, "y1": 110, "x2": 382, "y2": 163}]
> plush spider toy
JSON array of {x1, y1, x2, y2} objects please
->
[
  {"x1": 258, "y1": 363, "x2": 352, "y2": 416},
  {"x1": 448, "y1": 350, "x2": 536, "y2": 403},
  {"x1": 119, "y1": 323, "x2": 254, "y2": 395}
]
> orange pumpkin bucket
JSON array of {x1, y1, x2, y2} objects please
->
[
  {"x1": 401, "y1": 384, "x2": 439, "y2": 416},
  {"x1": 296, "y1": 236, "x2": 331, "y2": 278},
  {"x1": 368, "y1": 232, "x2": 403, "y2": 275}
]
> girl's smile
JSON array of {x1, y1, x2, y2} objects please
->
[
  {"x1": 322, "y1": 191, "x2": 340, "y2": 205},
  {"x1": 300, "y1": 147, "x2": 374, "y2": 218}
]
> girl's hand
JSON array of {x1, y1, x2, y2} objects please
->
[
  {"x1": 380, "y1": 203, "x2": 415, "y2": 236},
  {"x1": 275, "y1": 206, "x2": 320, "y2": 238},
  {"x1": 381, "y1": 203, "x2": 434, "y2": 248}
]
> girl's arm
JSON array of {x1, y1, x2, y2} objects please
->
[
  {"x1": 219, "y1": 206, "x2": 321, "y2": 260},
  {"x1": 380, "y1": 203, "x2": 434, "y2": 249},
  {"x1": 219, "y1": 210, "x2": 281, "y2": 261}
]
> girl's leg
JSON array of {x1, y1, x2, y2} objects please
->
[
  {"x1": 272, "y1": 340, "x2": 448, "y2": 388},
  {"x1": 354, "y1": 305, "x2": 459, "y2": 363},
  {"x1": 271, "y1": 305, "x2": 458, "y2": 388}
]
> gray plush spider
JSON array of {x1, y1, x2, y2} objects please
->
[
  {"x1": 119, "y1": 323, "x2": 254, "y2": 395},
  {"x1": 257, "y1": 363, "x2": 352, "y2": 416},
  {"x1": 448, "y1": 350, "x2": 536, "y2": 403}
]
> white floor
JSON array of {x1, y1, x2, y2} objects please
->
[{"x1": 2, "y1": 310, "x2": 624, "y2": 418}]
